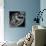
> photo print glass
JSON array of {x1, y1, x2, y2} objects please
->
[{"x1": 9, "y1": 11, "x2": 25, "y2": 27}]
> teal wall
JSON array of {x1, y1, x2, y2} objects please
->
[{"x1": 4, "y1": 0, "x2": 40, "y2": 42}]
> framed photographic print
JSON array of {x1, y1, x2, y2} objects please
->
[{"x1": 9, "y1": 11, "x2": 25, "y2": 27}]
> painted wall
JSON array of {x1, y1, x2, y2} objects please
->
[
  {"x1": 4, "y1": 0, "x2": 40, "y2": 42},
  {"x1": 40, "y1": 0, "x2": 46, "y2": 27}
]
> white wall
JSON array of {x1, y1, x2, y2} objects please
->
[{"x1": 0, "y1": 0, "x2": 4, "y2": 42}]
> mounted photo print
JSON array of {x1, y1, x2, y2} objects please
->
[{"x1": 9, "y1": 11, "x2": 25, "y2": 27}]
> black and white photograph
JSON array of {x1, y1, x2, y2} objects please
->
[{"x1": 9, "y1": 11, "x2": 25, "y2": 27}]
